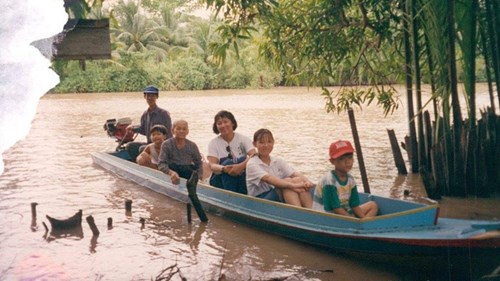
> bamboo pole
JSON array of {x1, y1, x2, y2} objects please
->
[
  {"x1": 423, "y1": 111, "x2": 433, "y2": 170},
  {"x1": 447, "y1": 0, "x2": 466, "y2": 196},
  {"x1": 387, "y1": 129, "x2": 407, "y2": 175},
  {"x1": 411, "y1": 0, "x2": 426, "y2": 170},
  {"x1": 401, "y1": 0, "x2": 419, "y2": 173},
  {"x1": 348, "y1": 109, "x2": 370, "y2": 193}
]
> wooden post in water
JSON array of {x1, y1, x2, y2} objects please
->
[
  {"x1": 31, "y1": 202, "x2": 38, "y2": 218},
  {"x1": 125, "y1": 200, "x2": 132, "y2": 211},
  {"x1": 30, "y1": 202, "x2": 38, "y2": 231},
  {"x1": 387, "y1": 129, "x2": 408, "y2": 174},
  {"x1": 86, "y1": 215, "x2": 100, "y2": 236},
  {"x1": 348, "y1": 109, "x2": 370, "y2": 193},
  {"x1": 125, "y1": 199, "x2": 132, "y2": 216},
  {"x1": 186, "y1": 172, "x2": 208, "y2": 222}
]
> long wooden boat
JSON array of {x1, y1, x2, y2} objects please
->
[{"x1": 91, "y1": 151, "x2": 500, "y2": 261}]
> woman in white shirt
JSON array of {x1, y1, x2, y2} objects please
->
[
  {"x1": 207, "y1": 110, "x2": 256, "y2": 194},
  {"x1": 246, "y1": 128, "x2": 314, "y2": 208}
]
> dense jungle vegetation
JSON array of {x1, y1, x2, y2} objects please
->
[{"x1": 52, "y1": 0, "x2": 283, "y2": 92}]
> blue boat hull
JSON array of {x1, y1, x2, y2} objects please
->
[{"x1": 91, "y1": 151, "x2": 500, "y2": 259}]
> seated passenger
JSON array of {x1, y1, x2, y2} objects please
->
[
  {"x1": 158, "y1": 120, "x2": 203, "y2": 184},
  {"x1": 313, "y1": 140, "x2": 378, "y2": 218},
  {"x1": 136, "y1": 124, "x2": 168, "y2": 169},
  {"x1": 207, "y1": 110, "x2": 256, "y2": 194},
  {"x1": 246, "y1": 128, "x2": 314, "y2": 208}
]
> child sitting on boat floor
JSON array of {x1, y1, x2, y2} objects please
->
[
  {"x1": 158, "y1": 119, "x2": 205, "y2": 184},
  {"x1": 246, "y1": 128, "x2": 314, "y2": 208},
  {"x1": 136, "y1": 124, "x2": 168, "y2": 169},
  {"x1": 313, "y1": 140, "x2": 378, "y2": 218}
]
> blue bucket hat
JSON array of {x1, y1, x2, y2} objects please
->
[{"x1": 143, "y1": 86, "x2": 159, "y2": 95}]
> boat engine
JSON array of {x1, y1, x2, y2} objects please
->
[{"x1": 103, "y1": 117, "x2": 135, "y2": 148}]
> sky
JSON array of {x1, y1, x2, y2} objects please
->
[{"x1": 0, "y1": 0, "x2": 67, "y2": 175}]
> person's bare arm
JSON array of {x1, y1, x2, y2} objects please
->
[
  {"x1": 225, "y1": 148, "x2": 256, "y2": 176},
  {"x1": 260, "y1": 174, "x2": 308, "y2": 193},
  {"x1": 207, "y1": 156, "x2": 224, "y2": 174}
]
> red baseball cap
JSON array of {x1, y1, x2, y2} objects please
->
[{"x1": 329, "y1": 140, "x2": 355, "y2": 159}]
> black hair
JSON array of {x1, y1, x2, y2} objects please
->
[
  {"x1": 212, "y1": 110, "x2": 238, "y2": 134},
  {"x1": 150, "y1": 124, "x2": 168, "y2": 136},
  {"x1": 253, "y1": 128, "x2": 274, "y2": 142}
]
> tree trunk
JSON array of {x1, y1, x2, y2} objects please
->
[
  {"x1": 411, "y1": 0, "x2": 426, "y2": 170},
  {"x1": 447, "y1": 0, "x2": 466, "y2": 196},
  {"x1": 484, "y1": 0, "x2": 500, "y2": 108},
  {"x1": 402, "y1": 0, "x2": 419, "y2": 173}
]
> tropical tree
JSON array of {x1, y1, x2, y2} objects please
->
[{"x1": 200, "y1": 0, "x2": 499, "y2": 197}]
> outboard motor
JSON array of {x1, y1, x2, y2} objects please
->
[{"x1": 103, "y1": 117, "x2": 135, "y2": 150}]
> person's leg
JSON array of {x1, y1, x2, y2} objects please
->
[
  {"x1": 126, "y1": 142, "x2": 145, "y2": 162},
  {"x1": 220, "y1": 175, "x2": 242, "y2": 193},
  {"x1": 137, "y1": 152, "x2": 155, "y2": 169},
  {"x1": 256, "y1": 188, "x2": 282, "y2": 202},
  {"x1": 209, "y1": 174, "x2": 223, "y2": 188},
  {"x1": 281, "y1": 189, "x2": 302, "y2": 206},
  {"x1": 360, "y1": 201, "x2": 378, "y2": 217},
  {"x1": 179, "y1": 166, "x2": 195, "y2": 179},
  {"x1": 289, "y1": 177, "x2": 313, "y2": 208},
  {"x1": 284, "y1": 177, "x2": 313, "y2": 208},
  {"x1": 298, "y1": 191, "x2": 313, "y2": 208},
  {"x1": 220, "y1": 157, "x2": 247, "y2": 194}
]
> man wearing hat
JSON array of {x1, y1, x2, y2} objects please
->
[{"x1": 126, "y1": 86, "x2": 173, "y2": 162}]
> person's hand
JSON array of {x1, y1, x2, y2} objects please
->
[
  {"x1": 126, "y1": 125, "x2": 134, "y2": 134},
  {"x1": 289, "y1": 182, "x2": 308, "y2": 193},
  {"x1": 303, "y1": 180, "x2": 315, "y2": 191},
  {"x1": 225, "y1": 163, "x2": 245, "y2": 176},
  {"x1": 224, "y1": 164, "x2": 239, "y2": 176},
  {"x1": 169, "y1": 171, "x2": 180, "y2": 185}
]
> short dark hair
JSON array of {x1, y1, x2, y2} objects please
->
[
  {"x1": 150, "y1": 124, "x2": 168, "y2": 136},
  {"x1": 212, "y1": 110, "x2": 238, "y2": 134},
  {"x1": 253, "y1": 128, "x2": 274, "y2": 142}
]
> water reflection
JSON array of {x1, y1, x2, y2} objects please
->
[{"x1": 44, "y1": 225, "x2": 84, "y2": 243}]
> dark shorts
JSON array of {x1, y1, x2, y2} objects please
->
[{"x1": 256, "y1": 188, "x2": 282, "y2": 202}]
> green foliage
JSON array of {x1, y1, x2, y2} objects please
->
[
  {"x1": 202, "y1": 0, "x2": 403, "y2": 113},
  {"x1": 168, "y1": 56, "x2": 214, "y2": 90},
  {"x1": 321, "y1": 86, "x2": 399, "y2": 116}
]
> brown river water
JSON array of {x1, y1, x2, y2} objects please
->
[{"x1": 0, "y1": 86, "x2": 499, "y2": 280}]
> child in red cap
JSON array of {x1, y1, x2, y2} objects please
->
[{"x1": 313, "y1": 140, "x2": 378, "y2": 218}]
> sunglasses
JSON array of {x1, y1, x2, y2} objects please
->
[{"x1": 226, "y1": 145, "x2": 236, "y2": 162}]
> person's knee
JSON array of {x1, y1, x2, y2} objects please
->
[{"x1": 137, "y1": 154, "x2": 149, "y2": 166}]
